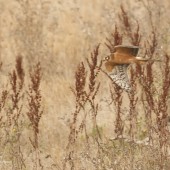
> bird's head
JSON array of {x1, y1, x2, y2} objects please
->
[{"x1": 103, "y1": 55, "x2": 110, "y2": 62}]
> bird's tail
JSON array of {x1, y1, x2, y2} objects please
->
[
  {"x1": 150, "y1": 59, "x2": 162, "y2": 62},
  {"x1": 135, "y1": 57, "x2": 148, "y2": 64},
  {"x1": 136, "y1": 57, "x2": 149, "y2": 61},
  {"x1": 136, "y1": 57, "x2": 162, "y2": 63}
]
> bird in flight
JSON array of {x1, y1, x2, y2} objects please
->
[{"x1": 104, "y1": 45, "x2": 149, "y2": 92}]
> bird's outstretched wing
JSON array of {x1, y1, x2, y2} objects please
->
[
  {"x1": 109, "y1": 64, "x2": 131, "y2": 92},
  {"x1": 114, "y1": 45, "x2": 139, "y2": 57}
]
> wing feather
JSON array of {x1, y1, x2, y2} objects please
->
[
  {"x1": 109, "y1": 65, "x2": 131, "y2": 92},
  {"x1": 114, "y1": 45, "x2": 139, "y2": 57}
]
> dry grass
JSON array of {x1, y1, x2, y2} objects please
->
[{"x1": 0, "y1": 0, "x2": 169, "y2": 169}]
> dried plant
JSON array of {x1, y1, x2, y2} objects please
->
[
  {"x1": 7, "y1": 56, "x2": 25, "y2": 126},
  {"x1": 2, "y1": 56, "x2": 26, "y2": 170},
  {"x1": 86, "y1": 44, "x2": 102, "y2": 140},
  {"x1": 63, "y1": 45, "x2": 102, "y2": 169},
  {"x1": 0, "y1": 90, "x2": 8, "y2": 126},
  {"x1": 63, "y1": 62, "x2": 86, "y2": 170},
  {"x1": 16, "y1": 55, "x2": 25, "y2": 86},
  {"x1": 27, "y1": 62, "x2": 43, "y2": 149},
  {"x1": 128, "y1": 67, "x2": 138, "y2": 140},
  {"x1": 110, "y1": 85, "x2": 124, "y2": 138},
  {"x1": 155, "y1": 55, "x2": 170, "y2": 167},
  {"x1": 26, "y1": 62, "x2": 43, "y2": 170},
  {"x1": 105, "y1": 25, "x2": 123, "y2": 52},
  {"x1": 119, "y1": 5, "x2": 141, "y2": 46},
  {"x1": 144, "y1": 29, "x2": 158, "y2": 59}
]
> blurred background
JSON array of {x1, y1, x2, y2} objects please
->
[{"x1": 0, "y1": 0, "x2": 170, "y2": 169}]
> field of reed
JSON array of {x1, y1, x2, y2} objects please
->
[{"x1": 0, "y1": 0, "x2": 170, "y2": 169}]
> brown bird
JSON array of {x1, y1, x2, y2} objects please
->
[{"x1": 104, "y1": 45, "x2": 157, "y2": 92}]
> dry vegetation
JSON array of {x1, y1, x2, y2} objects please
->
[{"x1": 0, "y1": 0, "x2": 170, "y2": 169}]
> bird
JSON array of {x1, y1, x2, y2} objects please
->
[{"x1": 104, "y1": 45, "x2": 149, "y2": 92}]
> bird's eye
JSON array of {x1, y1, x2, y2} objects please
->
[{"x1": 105, "y1": 56, "x2": 110, "y2": 61}]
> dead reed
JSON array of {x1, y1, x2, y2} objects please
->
[
  {"x1": 0, "y1": 57, "x2": 43, "y2": 170},
  {"x1": 27, "y1": 62, "x2": 43, "y2": 149},
  {"x1": 63, "y1": 4, "x2": 170, "y2": 170},
  {"x1": 0, "y1": 1, "x2": 169, "y2": 170}
]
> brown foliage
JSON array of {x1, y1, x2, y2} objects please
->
[{"x1": 27, "y1": 62, "x2": 43, "y2": 149}]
